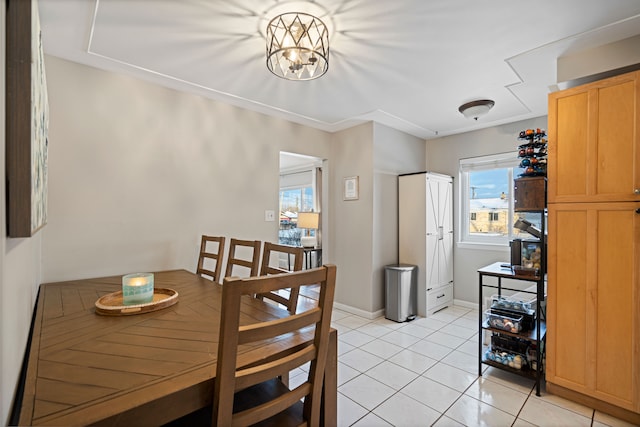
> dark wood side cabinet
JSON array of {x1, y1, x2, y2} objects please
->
[{"x1": 514, "y1": 177, "x2": 546, "y2": 211}]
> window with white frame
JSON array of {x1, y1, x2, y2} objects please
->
[
  {"x1": 279, "y1": 170, "x2": 316, "y2": 246},
  {"x1": 459, "y1": 152, "x2": 540, "y2": 246}
]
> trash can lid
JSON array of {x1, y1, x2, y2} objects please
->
[{"x1": 385, "y1": 264, "x2": 417, "y2": 271}]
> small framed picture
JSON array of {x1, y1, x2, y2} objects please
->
[{"x1": 343, "y1": 176, "x2": 359, "y2": 200}]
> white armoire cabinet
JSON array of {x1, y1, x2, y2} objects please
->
[{"x1": 399, "y1": 172, "x2": 454, "y2": 317}]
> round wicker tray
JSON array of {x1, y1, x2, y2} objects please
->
[{"x1": 95, "y1": 288, "x2": 178, "y2": 316}]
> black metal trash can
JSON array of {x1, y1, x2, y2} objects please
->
[{"x1": 384, "y1": 264, "x2": 417, "y2": 322}]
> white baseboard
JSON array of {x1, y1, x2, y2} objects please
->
[
  {"x1": 333, "y1": 300, "x2": 476, "y2": 320},
  {"x1": 453, "y1": 299, "x2": 477, "y2": 310},
  {"x1": 333, "y1": 302, "x2": 384, "y2": 320}
]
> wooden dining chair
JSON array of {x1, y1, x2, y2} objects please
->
[
  {"x1": 214, "y1": 265, "x2": 337, "y2": 426},
  {"x1": 257, "y1": 242, "x2": 304, "y2": 313},
  {"x1": 224, "y1": 238, "x2": 261, "y2": 279},
  {"x1": 196, "y1": 235, "x2": 226, "y2": 283}
]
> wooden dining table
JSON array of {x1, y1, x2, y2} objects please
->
[{"x1": 13, "y1": 269, "x2": 337, "y2": 426}]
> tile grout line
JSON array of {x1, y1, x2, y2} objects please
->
[
  {"x1": 510, "y1": 381, "x2": 536, "y2": 426},
  {"x1": 429, "y1": 368, "x2": 485, "y2": 427}
]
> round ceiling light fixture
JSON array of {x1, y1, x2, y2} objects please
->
[
  {"x1": 266, "y1": 12, "x2": 329, "y2": 81},
  {"x1": 458, "y1": 99, "x2": 495, "y2": 120}
]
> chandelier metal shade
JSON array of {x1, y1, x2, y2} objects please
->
[{"x1": 266, "y1": 12, "x2": 329, "y2": 81}]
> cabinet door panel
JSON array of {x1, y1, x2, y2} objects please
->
[
  {"x1": 426, "y1": 176, "x2": 453, "y2": 289},
  {"x1": 426, "y1": 179, "x2": 439, "y2": 234},
  {"x1": 549, "y1": 91, "x2": 589, "y2": 201},
  {"x1": 438, "y1": 179, "x2": 453, "y2": 233},
  {"x1": 441, "y1": 232, "x2": 454, "y2": 285},
  {"x1": 425, "y1": 234, "x2": 439, "y2": 289},
  {"x1": 547, "y1": 206, "x2": 589, "y2": 388},
  {"x1": 596, "y1": 81, "x2": 636, "y2": 197},
  {"x1": 437, "y1": 178, "x2": 453, "y2": 285},
  {"x1": 595, "y1": 209, "x2": 635, "y2": 404}
]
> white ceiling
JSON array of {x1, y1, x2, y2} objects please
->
[{"x1": 38, "y1": 0, "x2": 640, "y2": 140}]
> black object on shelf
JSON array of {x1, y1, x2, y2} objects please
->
[{"x1": 514, "y1": 218, "x2": 542, "y2": 239}]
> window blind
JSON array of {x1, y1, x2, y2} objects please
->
[{"x1": 460, "y1": 152, "x2": 519, "y2": 172}]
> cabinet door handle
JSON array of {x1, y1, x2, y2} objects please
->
[
  {"x1": 436, "y1": 293, "x2": 446, "y2": 299},
  {"x1": 636, "y1": 208, "x2": 640, "y2": 214},
  {"x1": 634, "y1": 188, "x2": 640, "y2": 194}
]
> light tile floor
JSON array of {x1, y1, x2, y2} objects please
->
[{"x1": 294, "y1": 304, "x2": 637, "y2": 427}]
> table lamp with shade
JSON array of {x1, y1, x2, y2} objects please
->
[{"x1": 297, "y1": 212, "x2": 319, "y2": 248}]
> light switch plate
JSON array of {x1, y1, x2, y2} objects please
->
[{"x1": 264, "y1": 210, "x2": 275, "y2": 221}]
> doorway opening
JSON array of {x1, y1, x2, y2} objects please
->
[{"x1": 279, "y1": 151, "x2": 325, "y2": 269}]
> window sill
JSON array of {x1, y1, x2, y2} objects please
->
[{"x1": 457, "y1": 242, "x2": 510, "y2": 252}]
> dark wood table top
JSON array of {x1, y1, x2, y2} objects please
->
[{"x1": 16, "y1": 269, "x2": 336, "y2": 426}]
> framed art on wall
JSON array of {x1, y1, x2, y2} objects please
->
[
  {"x1": 343, "y1": 176, "x2": 359, "y2": 200},
  {"x1": 6, "y1": 0, "x2": 49, "y2": 237}
]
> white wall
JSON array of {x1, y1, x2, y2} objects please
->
[
  {"x1": 1, "y1": 3, "x2": 45, "y2": 424},
  {"x1": 425, "y1": 116, "x2": 548, "y2": 304},
  {"x1": 372, "y1": 123, "x2": 426, "y2": 312},
  {"x1": 41, "y1": 56, "x2": 332, "y2": 282},
  {"x1": 330, "y1": 123, "x2": 375, "y2": 314},
  {"x1": 329, "y1": 122, "x2": 426, "y2": 315}
]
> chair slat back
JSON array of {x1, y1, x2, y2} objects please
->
[
  {"x1": 214, "y1": 265, "x2": 336, "y2": 427},
  {"x1": 224, "y1": 239, "x2": 261, "y2": 279},
  {"x1": 258, "y1": 242, "x2": 304, "y2": 313},
  {"x1": 196, "y1": 235, "x2": 225, "y2": 283}
]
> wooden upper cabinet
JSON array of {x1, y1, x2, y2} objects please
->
[{"x1": 548, "y1": 70, "x2": 640, "y2": 203}]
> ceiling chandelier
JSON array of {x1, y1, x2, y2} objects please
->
[
  {"x1": 266, "y1": 12, "x2": 329, "y2": 81},
  {"x1": 458, "y1": 99, "x2": 495, "y2": 120}
]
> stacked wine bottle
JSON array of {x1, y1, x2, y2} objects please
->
[{"x1": 517, "y1": 128, "x2": 547, "y2": 176}]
